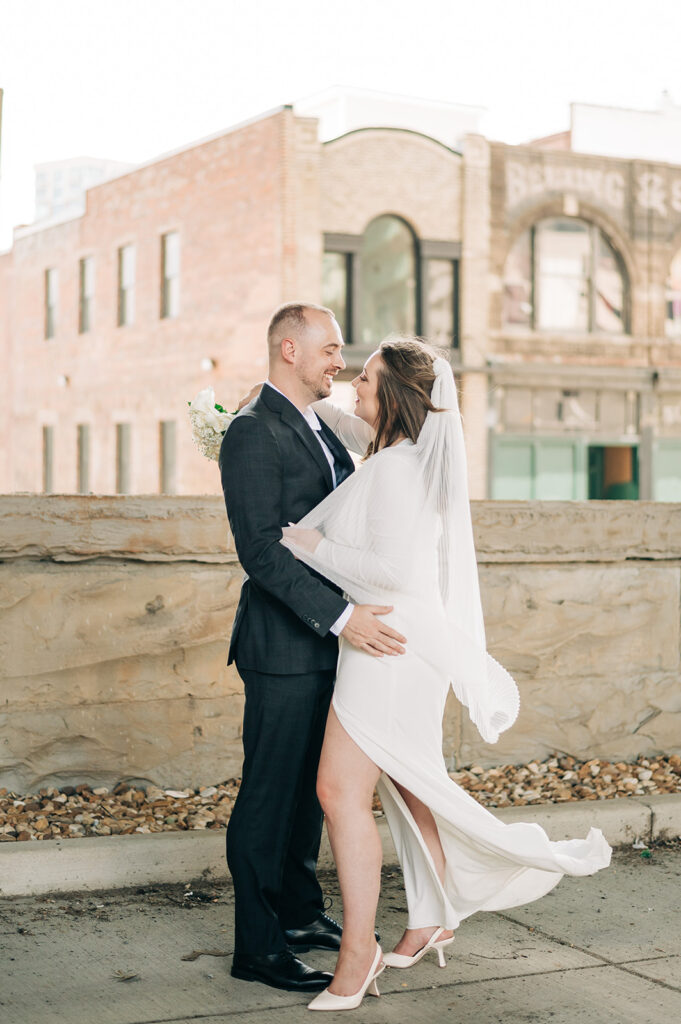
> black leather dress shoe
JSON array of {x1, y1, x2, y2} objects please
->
[
  {"x1": 285, "y1": 911, "x2": 343, "y2": 952},
  {"x1": 285, "y1": 912, "x2": 380, "y2": 952},
  {"x1": 231, "y1": 950, "x2": 332, "y2": 992}
]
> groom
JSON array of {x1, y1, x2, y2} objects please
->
[{"x1": 219, "y1": 302, "x2": 406, "y2": 993}]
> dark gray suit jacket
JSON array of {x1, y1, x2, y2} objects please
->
[{"x1": 219, "y1": 384, "x2": 355, "y2": 675}]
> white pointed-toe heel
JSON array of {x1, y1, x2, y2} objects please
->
[
  {"x1": 382, "y1": 927, "x2": 454, "y2": 969},
  {"x1": 307, "y1": 944, "x2": 384, "y2": 1011}
]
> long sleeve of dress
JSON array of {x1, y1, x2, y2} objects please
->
[
  {"x1": 287, "y1": 448, "x2": 425, "y2": 596},
  {"x1": 312, "y1": 399, "x2": 375, "y2": 455}
]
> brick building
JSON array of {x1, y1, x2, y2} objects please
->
[{"x1": 1, "y1": 103, "x2": 680, "y2": 499}]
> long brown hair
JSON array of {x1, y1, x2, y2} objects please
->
[{"x1": 365, "y1": 336, "x2": 444, "y2": 457}]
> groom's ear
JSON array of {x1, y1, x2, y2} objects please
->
[{"x1": 281, "y1": 337, "x2": 296, "y2": 365}]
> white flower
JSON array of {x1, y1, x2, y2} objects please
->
[{"x1": 188, "y1": 387, "x2": 235, "y2": 461}]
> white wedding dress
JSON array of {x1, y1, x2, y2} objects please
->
[{"x1": 282, "y1": 382, "x2": 611, "y2": 932}]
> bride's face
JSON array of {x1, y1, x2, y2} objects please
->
[{"x1": 352, "y1": 352, "x2": 382, "y2": 427}]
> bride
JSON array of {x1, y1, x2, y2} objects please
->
[{"x1": 280, "y1": 336, "x2": 612, "y2": 1012}]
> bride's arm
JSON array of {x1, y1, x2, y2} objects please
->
[
  {"x1": 312, "y1": 399, "x2": 374, "y2": 455},
  {"x1": 283, "y1": 451, "x2": 421, "y2": 592}
]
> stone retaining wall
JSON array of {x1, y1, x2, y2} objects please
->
[{"x1": 1, "y1": 496, "x2": 679, "y2": 791}]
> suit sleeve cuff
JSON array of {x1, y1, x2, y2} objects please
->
[{"x1": 329, "y1": 603, "x2": 353, "y2": 636}]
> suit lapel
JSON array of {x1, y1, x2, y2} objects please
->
[
  {"x1": 318, "y1": 418, "x2": 355, "y2": 484},
  {"x1": 261, "y1": 384, "x2": 334, "y2": 490}
]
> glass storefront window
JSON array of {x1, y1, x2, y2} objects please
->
[
  {"x1": 666, "y1": 249, "x2": 681, "y2": 338},
  {"x1": 359, "y1": 216, "x2": 416, "y2": 346},
  {"x1": 322, "y1": 252, "x2": 349, "y2": 338}
]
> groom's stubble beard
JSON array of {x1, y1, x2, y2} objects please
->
[{"x1": 297, "y1": 362, "x2": 333, "y2": 403}]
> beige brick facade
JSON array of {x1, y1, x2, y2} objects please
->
[{"x1": 321, "y1": 128, "x2": 461, "y2": 240}]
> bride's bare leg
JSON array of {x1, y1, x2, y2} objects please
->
[
  {"x1": 316, "y1": 706, "x2": 382, "y2": 995},
  {"x1": 390, "y1": 780, "x2": 454, "y2": 956}
]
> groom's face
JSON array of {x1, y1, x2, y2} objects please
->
[{"x1": 296, "y1": 312, "x2": 346, "y2": 402}]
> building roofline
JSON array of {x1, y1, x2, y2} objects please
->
[
  {"x1": 10, "y1": 105, "x2": 291, "y2": 243},
  {"x1": 14, "y1": 209, "x2": 84, "y2": 241},
  {"x1": 322, "y1": 124, "x2": 462, "y2": 156},
  {"x1": 87, "y1": 104, "x2": 291, "y2": 192},
  {"x1": 494, "y1": 136, "x2": 681, "y2": 172},
  {"x1": 570, "y1": 99, "x2": 681, "y2": 119}
]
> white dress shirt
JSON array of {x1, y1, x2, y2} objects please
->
[{"x1": 265, "y1": 381, "x2": 353, "y2": 636}]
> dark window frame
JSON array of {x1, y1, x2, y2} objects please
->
[{"x1": 323, "y1": 231, "x2": 461, "y2": 349}]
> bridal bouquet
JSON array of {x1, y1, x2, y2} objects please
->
[{"x1": 187, "y1": 387, "x2": 235, "y2": 461}]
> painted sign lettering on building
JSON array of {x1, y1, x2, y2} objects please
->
[
  {"x1": 505, "y1": 157, "x2": 681, "y2": 232},
  {"x1": 506, "y1": 161, "x2": 626, "y2": 212}
]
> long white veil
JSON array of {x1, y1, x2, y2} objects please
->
[
  {"x1": 419, "y1": 358, "x2": 519, "y2": 742},
  {"x1": 283, "y1": 357, "x2": 519, "y2": 744}
]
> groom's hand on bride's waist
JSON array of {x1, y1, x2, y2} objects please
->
[{"x1": 341, "y1": 606, "x2": 406, "y2": 657}]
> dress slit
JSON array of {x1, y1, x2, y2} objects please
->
[{"x1": 332, "y1": 684, "x2": 610, "y2": 932}]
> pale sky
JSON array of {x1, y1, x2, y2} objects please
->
[{"x1": 2, "y1": 0, "x2": 681, "y2": 249}]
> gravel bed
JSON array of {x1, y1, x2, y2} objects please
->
[{"x1": 0, "y1": 754, "x2": 679, "y2": 842}]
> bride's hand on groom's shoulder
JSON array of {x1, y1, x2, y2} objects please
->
[
  {"x1": 281, "y1": 525, "x2": 323, "y2": 553},
  {"x1": 237, "y1": 382, "x2": 264, "y2": 410}
]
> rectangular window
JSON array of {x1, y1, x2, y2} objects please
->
[
  {"x1": 322, "y1": 251, "x2": 350, "y2": 339},
  {"x1": 426, "y1": 258, "x2": 459, "y2": 349},
  {"x1": 535, "y1": 219, "x2": 590, "y2": 332},
  {"x1": 117, "y1": 245, "x2": 136, "y2": 326},
  {"x1": 45, "y1": 268, "x2": 58, "y2": 338},
  {"x1": 115, "y1": 422, "x2": 131, "y2": 494},
  {"x1": 79, "y1": 257, "x2": 94, "y2": 333},
  {"x1": 42, "y1": 425, "x2": 54, "y2": 492},
  {"x1": 77, "y1": 424, "x2": 91, "y2": 493},
  {"x1": 159, "y1": 420, "x2": 177, "y2": 493},
  {"x1": 161, "y1": 232, "x2": 180, "y2": 318}
]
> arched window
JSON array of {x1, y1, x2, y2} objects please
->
[
  {"x1": 322, "y1": 219, "x2": 459, "y2": 347},
  {"x1": 359, "y1": 215, "x2": 417, "y2": 346},
  {"x1": 503, "y1": 218, "x2": 627, "y2": 334},
  {"x1": 666, "y1": 249, "x2": 681, "y2": 337}
]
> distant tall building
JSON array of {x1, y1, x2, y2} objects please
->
[{"x1": 34, "y1": 156, "x2": 135, "y2": 223}]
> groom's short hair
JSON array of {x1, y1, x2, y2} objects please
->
[{"x1": 267, "y1": 302, "x2": 336, "y2": 356}]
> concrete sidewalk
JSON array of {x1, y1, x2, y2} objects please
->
[{"x1": 1, "y1": 845, "x2": 680, "y2": 1024}]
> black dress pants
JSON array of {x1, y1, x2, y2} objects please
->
[{"x1": 227, "y1": 666, "x2": 335, "y2": 955}]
